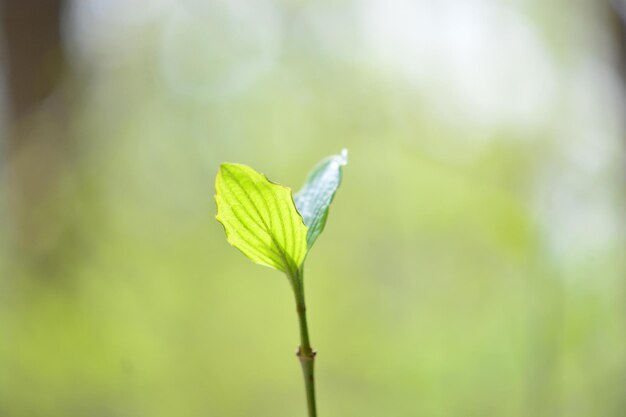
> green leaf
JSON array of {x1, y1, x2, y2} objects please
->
[
  {"x1": 215, "y1": 163, "x2": 309, "y2": 274},
  {"x1": 295, "y1": 149, "x2": 348, "y2": 249}
]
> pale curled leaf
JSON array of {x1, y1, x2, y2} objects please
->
[
  {"x1": 295, "y1": 149, "x2": 348, "y2": 249},
  {"x1": 215, "y1": 163, "x2": 309, "y2": 273}
]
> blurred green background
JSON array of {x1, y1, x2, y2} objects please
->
[{"x1": 1, "y1": 1, "x2": 626, "y2": 416}]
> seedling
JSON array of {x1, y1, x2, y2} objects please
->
[{"x1": 214, "y1": 150, "x2": 348, "y2": 417}]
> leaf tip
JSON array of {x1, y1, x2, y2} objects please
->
[
  {"x1": 339, "y1": 148, "x2": 348, "y2": 166},
  {"x1": 217, "y1": 162, "x2": 235, "y2": 176}
]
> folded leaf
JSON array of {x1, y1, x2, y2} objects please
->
[
  {"x1": 295, "y1": 149, "x2": 348, "y2": 249},
  {"x1": 215, "y1": 163, "x2": 308, "y2": 274}
]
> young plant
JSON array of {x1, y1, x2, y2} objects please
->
[{"x1": 214, "y1": 149, "x2": 348, "y2": 417}]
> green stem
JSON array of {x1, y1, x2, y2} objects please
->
[{"x1": 291, "y1": 268, "x2": 317, "y2": 417}]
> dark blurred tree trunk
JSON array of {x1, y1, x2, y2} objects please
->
[
  {"x1": 1, "y1": 0, "x2": 65, "y2": 122},
  {"x1": 609, "y1": 1, "x2": 626, "y2": 86},
  {"x1": 605, "y1": 3, "x2": 626, "y2": 416},
  {"x1": 1, "y1": 0, "x2": 73, "y2": 277}
]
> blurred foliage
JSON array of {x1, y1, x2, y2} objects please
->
[{"x1": 1, "y1": 1, "x2": 626, "y2": 417}]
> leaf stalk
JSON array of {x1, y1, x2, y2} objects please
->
[{"x1": 290, "y1": 269, "x2": 317, "y2": 417}]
